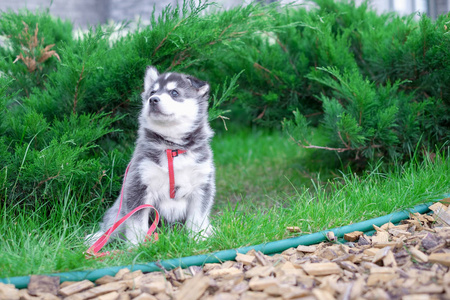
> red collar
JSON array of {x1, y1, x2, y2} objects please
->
[{"x1": 166, "y1": 149, "x2": 186, "y2": 198}]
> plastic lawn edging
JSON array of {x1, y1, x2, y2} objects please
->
[{"x1": 0, "y1": 201, "x2": 437, "y2": 289}]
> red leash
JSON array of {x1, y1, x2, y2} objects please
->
[
  {"x1": 86, "y1": 149, "x2": 186, "y2": 258},
  {"x1": 166, "y1": 149, "x2": 186, "y2": 199},
  {"x1": 86, "y1": 162, "x2": 160, "y2": 258}
]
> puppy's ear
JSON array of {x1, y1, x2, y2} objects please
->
[
  {"x1": 144, "y1": 66, "x2": 159, "y2": 92},
  {"x1": 187, "y1": 76, "x2": 210, "y2": 97}
]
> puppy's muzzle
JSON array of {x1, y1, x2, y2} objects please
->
[{"x1": 148, "y1": 96, "x2": 165, "y2": 115}]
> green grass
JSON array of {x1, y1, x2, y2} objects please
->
[
  {"x1": 1, "y1": 129, "x2": 449, "y2": 278},
  {"x1": 213, "y1": 126, "x2": 337, "y2": 208}
]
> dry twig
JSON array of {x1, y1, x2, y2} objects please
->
[{"x1": 13, "y1": 22, "x2": 60, "y2": 73}]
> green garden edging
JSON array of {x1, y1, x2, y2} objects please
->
[{"x1": 0, "y1": 201, "x2": 440, "y2": 289}]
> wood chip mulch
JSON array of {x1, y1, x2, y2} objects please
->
[{"x1": 1, "y1": 201, "x2": 450, "y2": 300}]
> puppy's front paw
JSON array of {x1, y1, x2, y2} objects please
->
[
  {"x1": 125, "y1": 229, "x2": 149, "y2": 247},
  {"x1": 203, "y1": 224, "x2": 215, "y2": 237},
  {"x1": 191, "y1": 225, "x2": 215, "y2": 242}
]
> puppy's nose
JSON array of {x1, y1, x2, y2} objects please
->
[{"x1": 149, "y1": 96, "x2": 160, "y2": 104}]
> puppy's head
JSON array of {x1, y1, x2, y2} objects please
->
[{"x1": 140, "y1": 66, "x2": 210, "y2": 132}]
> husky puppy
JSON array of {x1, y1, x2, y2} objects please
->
[{"x1": 87, "y1": 66, "x2": 215, "y2": 245}]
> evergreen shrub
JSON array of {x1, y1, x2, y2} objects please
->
[
  {"x1": 1, "y1": 0, "x2": 449, "y2": 212},
  {"x1": 279, "y1": 0, "x2": 449, "y2": 166},
  {"x1": 0, "y1": 1, "x2": 278, "y2": 210},
  {"x1": 197, "y1": 0, "x2": 449, "y2": 165}
]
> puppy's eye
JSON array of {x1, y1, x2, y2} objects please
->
[
  {"x1": 170, "y1": 90, "x2": 179, "y2": 97},
  {"x1": 150, "y1": 90, "x2": 156, "y2": 95}
]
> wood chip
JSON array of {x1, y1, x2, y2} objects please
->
[
  {"x1": 326, "y1": 231, "x2": 336, "y2": 242},
  {"x1": 281, "y1": 287, "x2": 310, "y2": 299},
  {"x1": 380, "y1": 222, "x2": 396, "y2": 230},
  {"x1": 134, "y1": 293, "x2": 157, "y2": 300},
  {"x1": 244, "y1": 266, "x2": 274, "y2": 279},
  {"x1": 254, "y1": 251, "x2": 268, "y2": 266},
  {"x1": 373, "y1": 224, "x2": 385, "y2": 232},
  {"x1": 302, "y1": 263, "x2": 341, "y2": 276},
  {"x1": 18, "y1": 290, "x2": 37, "y2": 300},
  {"x1": 439, "y1": 198, "x2": 450, "y2": 206},
  {"x1": 286, "y1": 226, "x2": 301, "y2": 232},
  {"x1": 282, "y1": 247, "x2": 297, "y2": 256},
  {"x1": 114, "y1": 268, "x2": 130, "y2": 280},
  {"x1": 429, "y1": 202, "x2": 450, "y2": 226},
  {"x1": 208, "y1": 267, "x2": 242, "y2": 278},
  {"x1": 0, "y1": 283, "x2": 20, "y2": 300},
  {"x1": 369, "y1": 267, "x2": 395, "y2": 274},
  {"x1": 248, "y1": 277, "x2": 278, "y2": 291},
  {"x1": 221, "y1": 261, "x2": 235, "y2": 269},
  {"x1": 402, "y1": 295, "x2": 431, "y2": 300},
  {"x1": 173, "y1": 267, "x2": 186, "y2": 282},
  {"x1": 95, "y1": 275, "x2": 117, "y2": 285},
  {"x1": 231, "y1": 281, "x2": 249, "y2": 294},
  {"x1": 27, "y1": 275, "x2": 59, "y2": 296},
  {"x1": 122, "y1": 270, "x2": 143, "y2": 281},
  {"x1": 344, "y1": 231, "x2": 364, "y2": 242},
  {"x1": 264, "y1": 283, "x2": 297, "y2": 296},
  {"x1": 382, "y1": 249, "x2": 397, "y2": 267},
  {"x1": 142, "y1": 282, "x2": 164, "y2": 295},
  {"x1": 205, "y1": 292, "x2": 239, "y2": 300},
  {"x1": 408, "y1": 247, "x2": 429, "y2": 263},
  {"x1": 337, "y1": 261, "x2": 359, "y2": 273},
  {"x1": 371, "y1": 231, "x2": 389, "y2": 245},
  {"x1": 367, "y1": 273, "x2": 396, "y2": 286},
  {"x1": 241, "y1": 291, "x2": 270, "y2": 300},
  {"x1": 372, "y1": 246, "x2": 391, "y2": 263},
  {"x1": 363, "y1": 248, "x2": 379, "y2": 257},
  {"x1": 428, "y1": 252, "x2": 450, "y2": 266},
  {"x1": 59, "y1": 280, "x2": 95, "y2": 297},
  {"x1": 389, "y1": 228, "x2": 412, "y2": 237},
  {"x1": 65, "y1": 281, "x2": 126, "y2": 300},
  {"x1": 358, "y1": 234, "x2": 371, "y2": 245},
  {"x1": 59, "y1": 282, "x2": 77, "y2": 289},
  {"x1": 411, "y1": 283, "x2": 445, "y2": 294},
  {"x1": 297, "y1": 245, "x2": 317, "y2": 253},
  {"x1": 173, "y1": 273, "x2": 211, "y2": 300},
  {"x1": 236, "y1": 253, "x2": 255, "y2": 265},
  {"x1": 97, "y1": 291, "x2": 120, "y2": 300},
  {"x1": 312, "y1": 288, "x2": 335, "y2": 300}
]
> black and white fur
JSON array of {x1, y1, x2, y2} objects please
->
[{"x1": 87, "y1": 66, "x2": 215, "y2": 245}]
